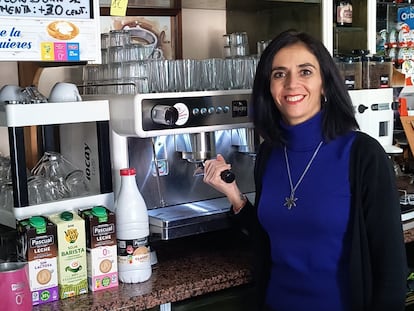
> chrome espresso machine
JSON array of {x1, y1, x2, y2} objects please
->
[
  {"x1": 82, "y1": 88, "x2": 400, "y2": 240},
  {"x1": 102, "y1": 90, "x2": 258, "y2": 240}
]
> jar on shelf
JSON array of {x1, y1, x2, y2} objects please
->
[
  {"x1": 336, "y1": 0, "x2": 353, "y2": 27},
  {"x1": 362, "y1": 55, "x2": 393, "y2": 89},
  {"x1": 338, "y1": 55, "x2": 362, "y2": 90}
]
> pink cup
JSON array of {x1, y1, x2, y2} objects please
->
[{"x1": 0, "y1": 262, "x2": 32, "y2": 310}]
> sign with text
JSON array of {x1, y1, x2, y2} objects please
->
[
  {"x1": 0, "y1": 0, "x2": 92, "y2": 19},
  {"x1": 398, "y1": 6, "x2": 414, "y2": 30},
  {"x1": 0, "y1": 0, "x2": 100, "y2": 62}
]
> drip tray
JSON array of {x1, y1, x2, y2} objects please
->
[{"x1": 148, "y1": 193, "x2": 254, "y2": 240}]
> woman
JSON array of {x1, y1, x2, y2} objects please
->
[{"x1": 203, "y1": 30, "x2": 407, "y2": 311}]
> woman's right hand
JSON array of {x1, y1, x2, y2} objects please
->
[{"x1": 203, "y1": 154, "x2": 247, "y2": 212}]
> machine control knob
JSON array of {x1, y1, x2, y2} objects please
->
[
  {"x1": 220, "y1": 169, "x2": 236, "y2": 183},
  {"x1": 358, "y1": 104, "x2": 368, "y2": 113},
  {"x1": 151, "y1": 105, "x2": 179, "y2": 126}
]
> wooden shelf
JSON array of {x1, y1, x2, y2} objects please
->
[
  {"x1": 334, "y1": 26, "x2": 365, "y2": 33},
  {"x1": 0, "y1": 100, "x2": 109, "y2": 127},
  {"x1": 392, "y1": 67, "x2": 406, "y2": 88}
]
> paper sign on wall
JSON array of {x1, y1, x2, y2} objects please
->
[
  {"x1": 0, "y1": 0, "x2": 101, "y2": 62},
  {"x1": 110, "y1": 0, "x2": 128, "y2": 16}
]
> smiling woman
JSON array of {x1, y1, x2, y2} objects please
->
[
  {"x1": 203, "y1": 30, "x2": 408, "y2": 311},
  {"x1": 269, "y1": 42, "x2": 323, "y2": 126}
]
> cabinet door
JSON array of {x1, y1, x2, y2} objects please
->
[{"x1": 329, "y1": 0, "x2": 376, "y2": 56}]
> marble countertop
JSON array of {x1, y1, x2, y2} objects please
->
[{"x1": 33, "y1": 229, "x2": 253, "y2": 311}]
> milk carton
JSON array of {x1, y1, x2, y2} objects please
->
[
  {"x1": 16, "y1": 216, "x2": 59, "y2": 305},
  {"x1": 79, "y1": 206, "x2": 118, "y2": 291},
  {"x1": 48, "y1": 211, "x2": 88, "y2": 299}
]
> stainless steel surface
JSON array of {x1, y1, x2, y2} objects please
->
[
  {"x1": 148, "y1": 192, "x2": 255, "y2": 240},
  {"x1": 176, "y1": 132, "x2": 217, "y2": 162},
  {"x1": 232, "y1": 128, "x2": 258, "y2": 155},
  {"x1": 101, "y1": 90, "x2": 257, "y2": 240},
  {"x1": 127, "y1": 130, "x2": 255, "y2": 210}
]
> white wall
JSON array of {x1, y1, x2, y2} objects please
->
[
  {"x1": 0, "y1": 62, "x2": 19, "y2": 156},
  {"x1": 181, "y1": 8, "x2": 226, "y2": 59}
]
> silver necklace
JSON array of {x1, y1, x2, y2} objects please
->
[{"x1": 283, "y1": 141, "x2": 323, "y2": 209}]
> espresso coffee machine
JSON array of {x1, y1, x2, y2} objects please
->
[
  {"x1": 349, "y1": 88, "x2": 402, "y2": 154},
  {"x1": 101, "y1": 90, "x2": 257, "y2": 240}
]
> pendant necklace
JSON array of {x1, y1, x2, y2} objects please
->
[{"x1": 283, "y1": 140, "x2": 323, "y2": 209}]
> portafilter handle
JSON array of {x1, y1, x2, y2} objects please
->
[{"x1": 220, "y1": 169, "x2": 235, "y2": 183}]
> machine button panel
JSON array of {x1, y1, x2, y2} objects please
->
[
  {"x1": 192, "y1": 108, "x2": 200, "y2": 116},
  {"x1": 141, "y1": 92, "x2": 252, "y2": 131},
  {"x1": 232, "y1": 100, "x2": 248, "y2": 117}
]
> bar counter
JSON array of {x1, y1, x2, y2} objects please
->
[{"x1": 32, "y1": 229, "x2": 254, "y2": 311}]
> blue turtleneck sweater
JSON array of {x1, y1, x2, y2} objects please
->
[{"x1": 257, "y1": 111, "x2": 356, "y2": 311}]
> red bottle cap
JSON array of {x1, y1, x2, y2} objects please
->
[{"x1": 120, "y1": 168, "x2": 136, "y2": 176}]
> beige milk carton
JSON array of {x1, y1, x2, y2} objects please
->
[
  {"x1": 16, "y1": 216, "x2": 59, "y2": 305},
  {"x1": 79, "y1": 206, "x2": 118, "y2": 291},
  {"x1": 48, "y1": 211, "x2": 88, "y2": 299}
]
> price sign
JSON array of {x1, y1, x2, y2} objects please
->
[
  {"x1": 0, "y1": 0, "x2": 101, "y2": 62},
  {"x1": 0, "y1": 0, "x2": 92, "y2": 19}
]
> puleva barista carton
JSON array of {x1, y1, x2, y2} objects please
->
[
  {"x1": 79, "y1": 206, "x2": 118, "y2": 291},
  {"x1": 48, "y1": 211, "x2": 88, "y2": 299},
  {"x1": 16, "y1": 216, "x2": 59, "y2": 305}
]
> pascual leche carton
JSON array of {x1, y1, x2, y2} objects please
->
[
  {"x1": 48, "y1": 211, "x2": 88, "y2": 299},
  {"x1": 79, "y1": 206, "x2": 118, "y2": 291},
  {"x1": 16, "y1": 216, "x2": 59, "y2": 305}
]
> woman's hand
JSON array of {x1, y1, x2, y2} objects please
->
[
  {"x1": 203, "y1": 154, "x2": 233, "y2": 192},
  {"x1": 203, "y1": 154, "x2": 247, "y2": 212}
]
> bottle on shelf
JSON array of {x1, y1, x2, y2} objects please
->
[
  {"x1": 115, "y1": 167, "x2": 152, "y2": 283},
  {"x1": 336, "y1": 0, "x2": 353, "y2": 27}
]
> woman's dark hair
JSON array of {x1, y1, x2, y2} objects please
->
[{"x1": 252, "y1": 29, "x2": 358, "y2": 145}]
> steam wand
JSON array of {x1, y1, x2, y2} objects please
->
[
  {"x1": 193, "y1": 162, "x2": 236, "y2": 183},
  {"x1": 151, "y1": 137, "x2": 166, "y2": 207}
]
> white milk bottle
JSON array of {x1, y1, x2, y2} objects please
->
[{"x1": 115, "y1": 168, "x2": 152, "y2": 283}]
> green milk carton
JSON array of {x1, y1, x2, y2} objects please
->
[{"x1": 48, "y1": 211, "x2": 88, "y2": 299}]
